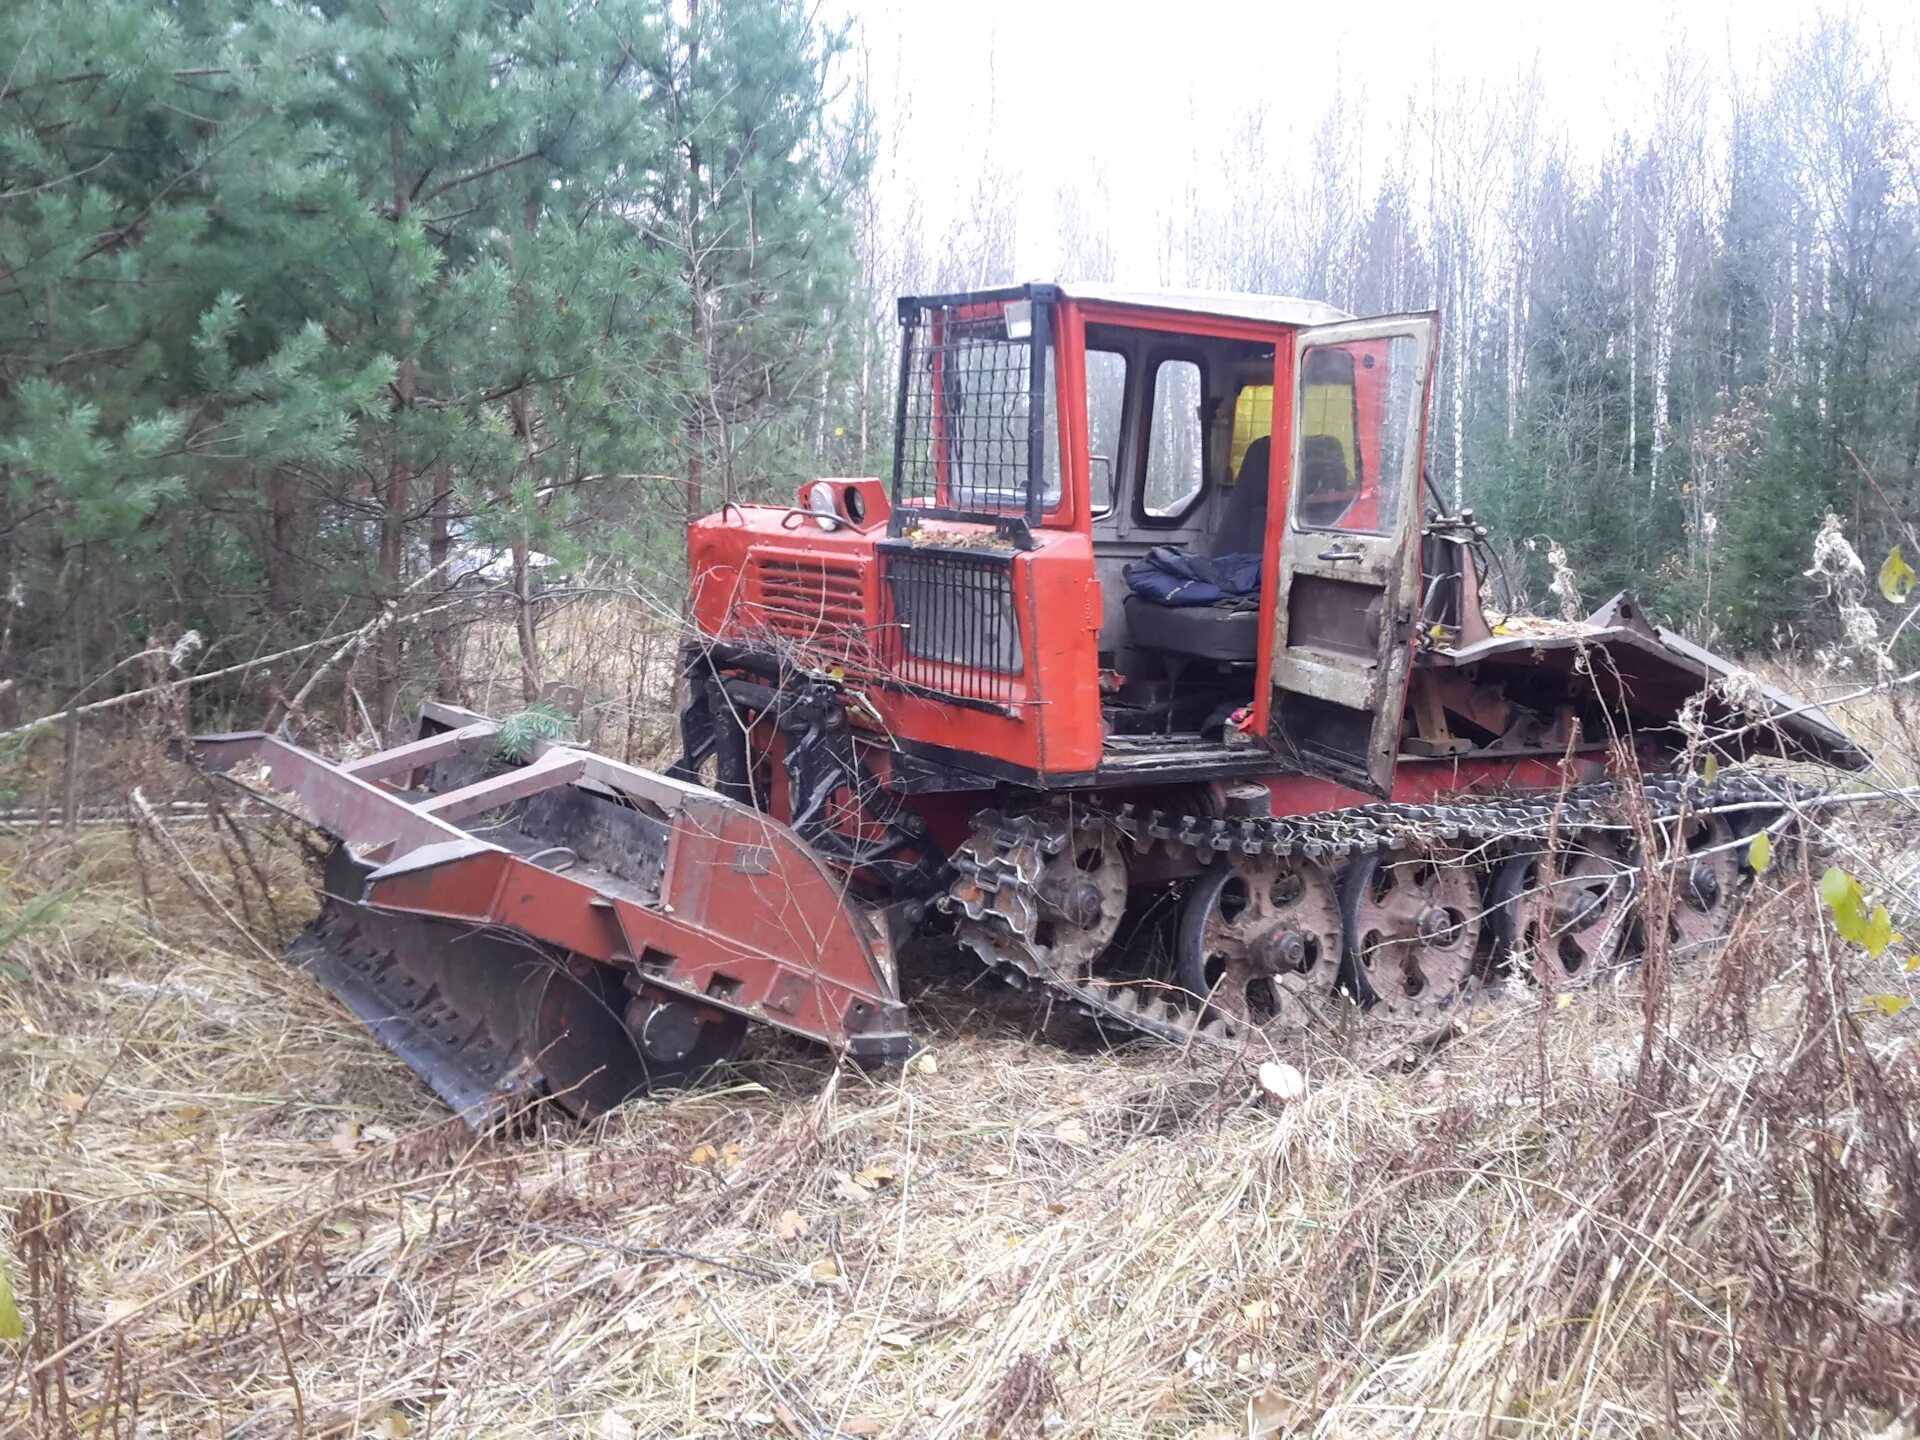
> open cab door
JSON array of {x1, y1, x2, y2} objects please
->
[{"x1": 1262, "y1": 314, "x2": 1437, "y2": 797}]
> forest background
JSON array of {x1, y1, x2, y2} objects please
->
[{"x1": 3, "y1": 0, "x2": 1917, "y2": 737}]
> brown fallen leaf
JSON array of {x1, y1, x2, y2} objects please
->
[
  {"x1": 809, "y1": 1257, "x2": 840, "y2": 1281},
  {"x1": 773, "y1": 1209, "x2": 808, "y2": 1241},
  {"x1": 1052, "y1": 1117, "x2": 1092, "y2": 1147}
]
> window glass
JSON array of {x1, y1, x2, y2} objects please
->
[
  {"x1": 915, "y1": 320, "x2": 1045, "y2": 513},
  {"x1": 900, "y1": 303, "x2": 1059, "y2": 517},
  {"x1": 1046, "y1": 348, "x2": 1129, "y2": 513},
  {"x1": 1143, "y1": 358, "x2": 1204, "y2": 517},
  {"x1": 1085, "y1": 350, "x2": 1127, "y2": 512},
  {"x1": 1040, "y1": 346, "x2": 1061, "y2": 508},
  {"x1": 1229, "y1": 383, "x2": 1273, "y2": 480},
  {"x1": 1294, "y1": 336, "x2": 1416, "y2": 533}
]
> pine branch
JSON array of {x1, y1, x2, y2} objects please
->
[
  {"x1": 0, "y1": 65, "x2": 243, "y2": 103},
  {"x1": 414, "y1": 150, "x2": 544, "y2": 207}
]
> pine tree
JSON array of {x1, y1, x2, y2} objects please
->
[
  {"x1": 2, "y1": 0, "x2": 868, "y2": 727},
  {"x1": 647, "y1": 0, "x2": 872, "y2": 519}
]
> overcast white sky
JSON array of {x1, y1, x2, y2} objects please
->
[{"x1": 837, "y1": 0, "x2": 1919, "y2": 283}]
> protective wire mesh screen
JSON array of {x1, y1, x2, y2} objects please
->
[
  {"x1": 894, "y1": 302, "x2": 1048, "y2": 520},
  {"x1": 880, "y1": 545, "x2": 1022, "y2": 707}
]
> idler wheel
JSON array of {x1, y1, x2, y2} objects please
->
[
  {"x1": 1340, "y1": 850, "x2": 1482, "y2": 1013},
  {"x1": 1177, "y1": 854, "x2": 1342, "y2": 1035}
]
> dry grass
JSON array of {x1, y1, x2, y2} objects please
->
[
  {"x1": 458, "y1": 588, "x2": 685, "y2": 770},
  {"x1": 4, "y1": 606, "x2": 1920, "y2": 1436},
  {"x1": 1756, "y1": 655, "x2": 1920, "y2": 789},
  {"x1": 4, "y1": 805, "x2": 1920, "y2": 1439}
]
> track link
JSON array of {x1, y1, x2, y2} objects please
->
[{"x1": 941, "y1": 772, "x2": 1825, "y2": 1048}]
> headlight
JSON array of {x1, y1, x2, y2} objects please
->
[{"x1": 805, "y1": 482, "x2": 839, "y2": 529}]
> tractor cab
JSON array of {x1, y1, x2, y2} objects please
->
[
  {"x1": 686, "y1": 282, "x2": 1438, "y2": 802},
  {"x1": 883, "y1": 283, "x2": 1436, "y2": 796}
]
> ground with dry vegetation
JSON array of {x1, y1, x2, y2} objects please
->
[
  {"x1": 4, "y1": 624, "x2": 1920, "y2": 1438},
  {"x1": 3, "y1": 793, "x2": 1919, "y2": 1440}
]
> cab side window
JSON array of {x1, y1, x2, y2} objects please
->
[
  {"x1": 1086, "y1": 350, "x2": 1128, "y2": 514},
  {"x1": 1297, "y1": 348, "x2": 1361, "y2": 528},
  {"x1": 1043, "y1": 347, "x2": 1128, "y2": 514},
  {"x1": 1142, "y1": 357, "x2": 1204, "y2": 518},
  {"x1": 1293, "y1": 338, "x2": 1416, "y2": 533}
]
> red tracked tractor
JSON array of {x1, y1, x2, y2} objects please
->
[{"x1": 185, "y1": 283, "x2": 1867, "y2": 1122}]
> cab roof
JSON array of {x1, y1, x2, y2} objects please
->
[
  {"x1": 897, "y1": 282, "x2": 1352, "y2": 331},
  {"x1": 1058, "y1": 282, "x2": 1351, "y2": 329}
]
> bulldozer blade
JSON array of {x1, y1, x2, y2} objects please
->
[{"x1": 292, "y1": 902, "x2": 537, "y2": 1121}]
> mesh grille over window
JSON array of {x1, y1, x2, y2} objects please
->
[{"x1": 893, "y1": 295, "x2": 1053, "y2": 523}]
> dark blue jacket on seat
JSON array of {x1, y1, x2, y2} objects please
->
[{"x1": 1123, "y1": 546, "x2": 1262, "y2": 608}]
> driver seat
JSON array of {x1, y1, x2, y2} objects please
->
[{"x1": 1123, "y1": 435, "x2": 1271, "y2": 663}]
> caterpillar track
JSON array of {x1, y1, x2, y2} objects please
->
[{"x1": 941, "y1": 772, "x2": 1825, "y2": 1048}]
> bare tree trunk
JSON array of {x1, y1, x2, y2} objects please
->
[
  {"x1": 513, "y1": 531, "x2": 540, "y2": 706},
  {"x1": 377, "y1": 121, "x2": 415, "y2": 738},
  {"x1": 426, "y1": 461, "x2": 464, "y2": 702},
  {"x1": 682, "y1": 0, "x2": 705, "y2": 521},
  {"x1": 1651, "y1": 216, "x2": 1676, "y2": 493},
  {"x1": 0, "y1": 472, "x2": 17, "y2": 729},
  {"x1": 266, "y1": 465, "x2": 298, "y2": 620},
  {"x1": 505, "y1": 332, "x2": 545, "y2": 706},
  {"x1": 1627, "y1": 211, "x2": 1639, "y2": 477}
]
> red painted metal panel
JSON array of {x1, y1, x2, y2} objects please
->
[
  {"x1": 184, "y1": 733, "x2": 903, "y2": 1051},
  {"x1": 1262, "y1": 752, "x2": 1617, "y2": 816},
  {"x1": 340, "y1": 721, "x2": 497, "y2": 782}
]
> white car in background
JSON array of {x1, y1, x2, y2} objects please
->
[{"x1": 448, "y1": 540, "x2": 567, "y2": 591}]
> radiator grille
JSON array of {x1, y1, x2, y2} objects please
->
[
  {"x1": 742, "y1": 553, "x2": 876, "y2": 675},
  {"x1": 880, "y1": 545, "x2": 1022, "y2": 707}
]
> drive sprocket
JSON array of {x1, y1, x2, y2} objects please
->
[{"x1": 1032, "y1": 825, "x2": 1130, "y2": 982}]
